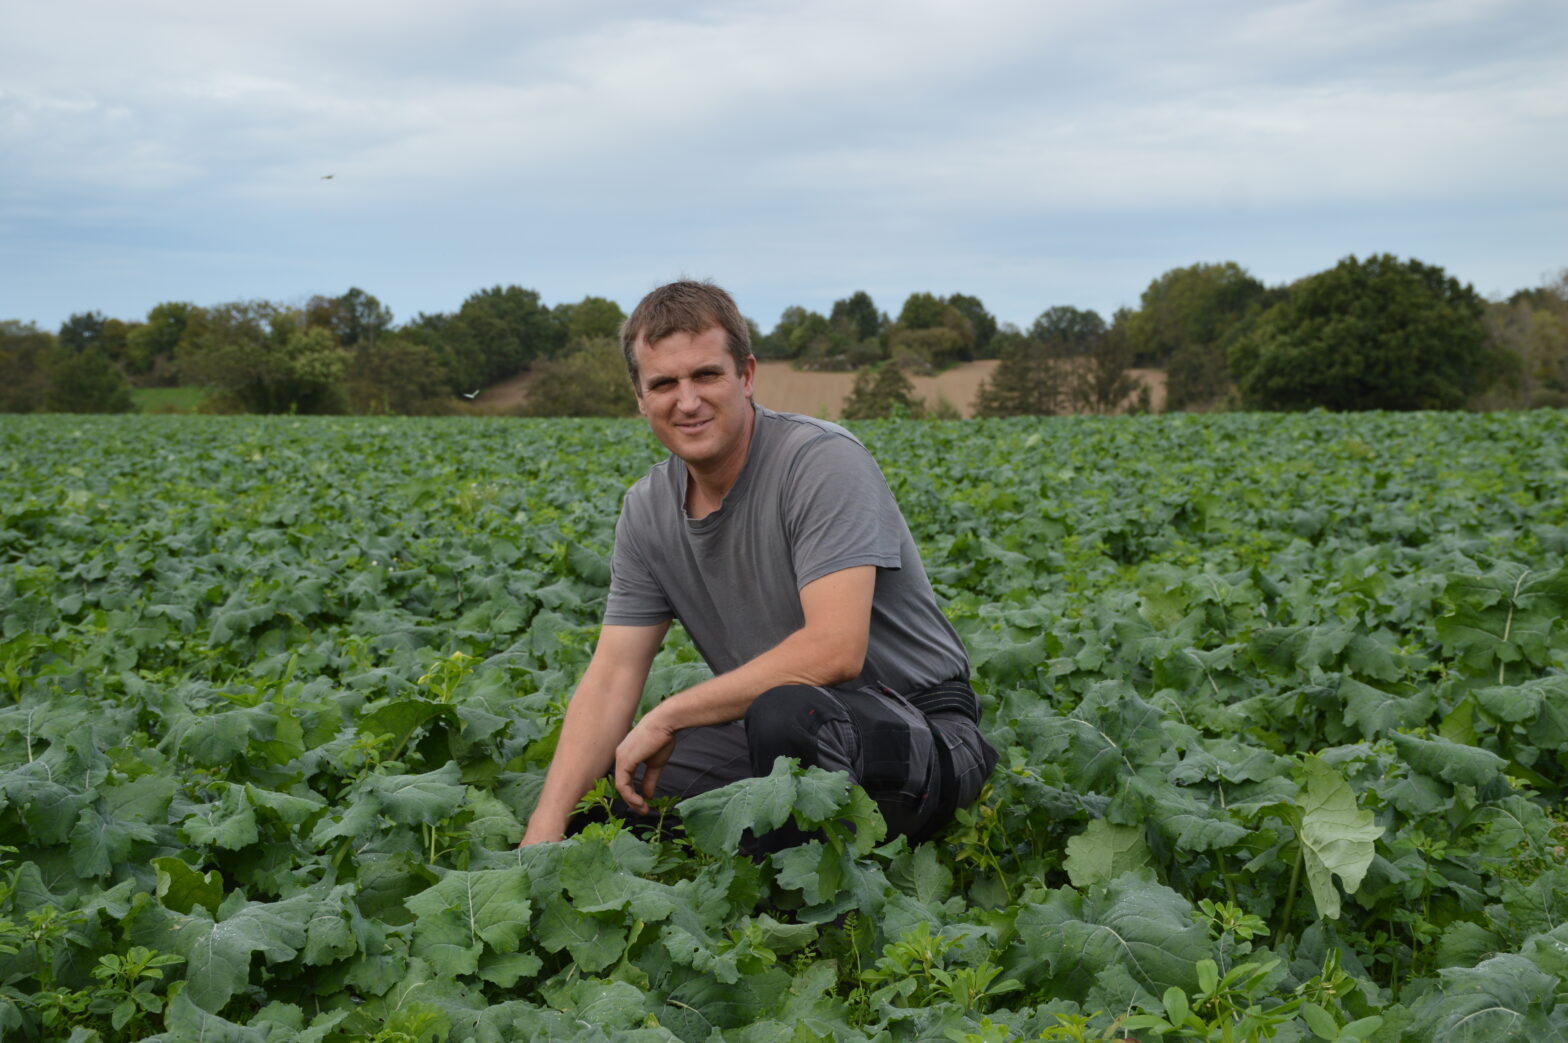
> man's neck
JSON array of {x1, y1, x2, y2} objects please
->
[{"x1": 684, "y1": 404, "x2": 757, "y2": 519}]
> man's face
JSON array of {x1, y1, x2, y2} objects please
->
[{"x1": 633, "y1": 326, "x2": 756, "y2": 471}]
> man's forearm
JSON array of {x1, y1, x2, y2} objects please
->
[
  {"x1": 521, "y1": 623, "x2": 664, "y2": 844},
  {"x1": 522, "y1": 686, "x2": 636, "y2": 842},
  {"x1": 645, "y1": 623, "x2": 861, "y2": 734}
]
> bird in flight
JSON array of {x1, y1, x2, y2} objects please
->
[
  {"x1": 321, "y1": 174, "x2": 335, "y2": 180},
  {"x1": 461, "y1": 390, "x2": 480, "y2": 400}
]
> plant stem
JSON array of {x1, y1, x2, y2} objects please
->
[{"x1": 1279, "y1": 844, "x2": 1304, "y2": 937}]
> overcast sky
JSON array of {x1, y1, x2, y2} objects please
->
[{"x1": 2, "y1": 0, "x2": 1564, "y2": 334}]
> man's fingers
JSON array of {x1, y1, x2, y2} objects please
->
[
  {"x1": 641, "y1": 763, "x2": 663, "y2": 804},
  {"x1": 614, "y1": 758, "x2": 648, "y2": 813}
]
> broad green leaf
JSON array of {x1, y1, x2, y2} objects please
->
[
  {"x1": 1406, "y1": 953, "x2": 1563, "y2": 1041},
  {"x1": 1389, "y1": 732, "x2": 1507, "y2": 789},
  {"x1": 533, "y1": 894, "x2": 625, "y2": 974},
  {"x1": 1016, "y1": 874, "x2": 1207, "y2": 1004},
  {"x1": 155, "y1": 856, "x2": 224, "y2": 917},
  {"x1": 1065, "y1": 820, "x2": 1152, "y2": 888},
  {"x1": 1297, "y1": 757, "x2": 1382, "y2": 920},
  {"x1": 677, "y1": 758, "x2": 807, "y2": 855},
  {"x1": 364, "y1": 761, "x2": 465, "y2": 825},
  {"x1": 404, "y1": 867, "x2": 532, "y2": 974}
]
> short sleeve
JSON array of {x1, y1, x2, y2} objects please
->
[
  {"x1": 784, "y1": 433, "x2": 904, "y2": 589},
  {"x1": 603, "y1": 494, "x2": 674, "y2": 626}
]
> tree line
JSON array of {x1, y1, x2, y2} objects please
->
[{"x1": 3, "y1": 255, "x2": 1563, "y2": 418}]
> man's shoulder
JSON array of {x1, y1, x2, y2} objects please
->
[{"x1": 755, "y1": 405, "x2": 865, "y2": 454}]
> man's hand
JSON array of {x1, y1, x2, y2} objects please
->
[{"x1": 614, "y1": 713, "x2": 678, "y2": 814}]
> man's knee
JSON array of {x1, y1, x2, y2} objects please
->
[{"x1": 745, "y1": 685, "x2": 846, "y2": 775}]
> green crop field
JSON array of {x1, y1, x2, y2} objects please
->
[
  {"x1": 129, "y1": 388, "x2": 213, "y2": 415},
  {"x1": 1, "y1": 410, "x2": 1566, "y2": 1041}
]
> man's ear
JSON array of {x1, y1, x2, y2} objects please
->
[{"x1": 740, "y1": 355, "x2": 756, "y2": 400}]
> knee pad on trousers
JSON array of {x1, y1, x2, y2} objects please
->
[{"x1": 744, "y1": 685, "x2": 846, "y2": 777}]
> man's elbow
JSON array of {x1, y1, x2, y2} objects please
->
[{"x1": 812, "y1": 637, "x2": 867, "y2": 687}]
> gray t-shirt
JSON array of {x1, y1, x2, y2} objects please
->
[{"x1": 603, "y1": 404, "x2": 969, "y2": 694}]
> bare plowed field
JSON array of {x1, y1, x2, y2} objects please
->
[{"x1": 468, "y1": 359, "x2": 1165, "y2": 418}]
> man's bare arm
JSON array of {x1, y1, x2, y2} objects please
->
[
  {"x1": 614, "y1": 565, "x2": 875, "y2": 812},
  {"x1": 520, "y1": 621, "x2": 668, "y2": 845}
]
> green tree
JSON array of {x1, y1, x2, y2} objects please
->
[
  {"x1": 520, "y1": 337, "x2": 638, "y2": 417},
  {"x1": 125, "y1": 301, "x2": 195, "y2": 380},
  {"x1": 1030, "y1": 306, "x2": 1105, "y2": 353},
  {"x1": 346, "y1": 335, "x2": 453, "y2": 415},
  {"x1": 841, "y1": 363, "x2": 924, "y2": 419},
  {"x1": 947, "y1": 294, "x2": 997, "y2": 356},
  {"x1": 1124, "y1": 262, "x2": 1270, "y2": 409},
  {"x1": 1476, "y1": 272, "x2": 1568, "y2": 409},
  {"x1": 305, "y1": 287, "x2": 393, "y2": 349},
  {"x1": 439, "y1": 285, "x2": 567, "y2": 392},
  {"x1": 887, "y1": 294, "x2": 975, "y2": 368},
  {"x1": 973, "y1": 337, "x2": 1069, "y2": 416},
  {"x1": 556, "y1": 296, "x2": 627, "y2": 346},
  {"x1": 45, "y1": 347, "x2": 135, "y2": 413},
  {"x1": 179, "y1": 302, "x2": 347, "y2": 413},
  {"x1": 0, "y1": 320, "x2": 56, "y2": 413},
  {"x1": 1229, "y1": 254, "x2": 1491, "y2": 411},
  {"x1": 830, "y1": 291, "x2": 885, "y2": 343},
  {"x1": 1070, "y1": 319, "x2": 1142, "y2": 414},
  {"x1": 58, "y1": 311, "x2": 107, "y2": 353}
]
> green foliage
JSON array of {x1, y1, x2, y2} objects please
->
[
  {"x1": 519, "y1": 337, "x2": 637, "y2": 417},
  {"x1": 0, "y1": 322, "x2": 57, "y2": 413},
  {"x1": 178, "y1": 302, "x2": 348, "y2": 414},
  {"x1": 555, "y1": 295, "x2": 626, "y2": 346},
  {"x1": 1123, "y1": 261, "x2": 1270, "y2": 409},
  {"x1": 346, "y1": 336, "x2": 453, "y2": 416},
  {"x1": 972, "y1": 336, "x2": 1069, "y2": 416},
  {"x1": 841, "y1": 363, "x2": 923, "y2": 419},
  {"x1": 1231, "y1": 254, "x2": 1491, "y2": 411},
  {"x1": 1030, "y1": 305, "x2": 1106, "y2": 353},
  {"x1": 438, "y1": 285, "x2": 568, "y2": 392},
  {"x1": 0, "y1": 409, "x2": 1565, "y2": 1040},
  {"x1": 304, "y1": 287, "x2": 393, "y2": 350},
  {"x1": 45, "y1": 347, "x2": 134, "y2": 413},
  {"x1": 830, "y1": 290, "x2": 885, "y2": 344}
]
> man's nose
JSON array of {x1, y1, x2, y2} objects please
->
[{"x1": 676, "y1": 380, "x2": 701, "y2": 412}]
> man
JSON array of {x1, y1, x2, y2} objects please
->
[{"x1": 520, "y1": 280, "x2": 995, "y2": 847}]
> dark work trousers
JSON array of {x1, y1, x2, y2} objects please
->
[{"x1": 624, "y1": 682, "x2": 998, "y2": 847}]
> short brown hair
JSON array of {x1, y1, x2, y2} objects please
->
[{"x1": 620, "y1": 280, "x2": 752, "y2": 389}]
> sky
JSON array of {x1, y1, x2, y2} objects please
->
[{"x1": 2, "y1": 0, "x2": 1565, "y2": 335}]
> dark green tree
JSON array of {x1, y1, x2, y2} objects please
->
[
  {"x1": 1030, "y1": 306, "x2": 1106, "y2": 354},
  {"x1": 178, "y1": 302, "x2": 347, "y2": 413},
  {"x1": 888, "y1": 293, "x2": 975, "y2": 368},
  {"x1": 0, "y1": 320, "x2": 56, "y2": 413},
  {"x1": 305, "y1": 288, "x2": 393, "y2": 349},
  {"x1": 1229, "y1": 254, "x2": 1491, "y2": 411},
  {"x1": 520, "y1": 337, "x2": 638, "y2": 417},
  {"x1": 45, "y1": 347, "x2": 134, "y2": 413},
  {"x1": 830, "y1": 291, "x2": 885, "y2": 343},
  {"x1": 58, "y1": 311, "x2": 107, "y2": 353},
  {"x1": 973, "y1": 337, "x2": 1070, "y2": 416},
  {"x1": 947, "y1": 293, "x2": 997, "y2": 355},
  {"x1": 896, "y1": 292, "x2": 948, "y2": 330},
  {"x1": 841, "y1": 363, "x2": 923, "y2": 419},
  {"x1": 1070, "y1": 320, "x2": 1143, "y2": 414},
  {"x1": 346, "y1": 335, "x2": 453, "y2": 415},
  {"x1": 439, "y1": 286, "x2": 567, "y2": 392},
  {"x1": 556, "y1": 296, "x2": 626, "y2": 346},
  {"x1": 1123, "y1": 262, "x2": 1270, "y2": 409},
  {"x1": 125, "y1": 302, "x2": 195, "y2": 380}
]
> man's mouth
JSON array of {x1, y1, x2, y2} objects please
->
[{"x1": 675, "y1": 418, "x2": 712, "y2": 433}]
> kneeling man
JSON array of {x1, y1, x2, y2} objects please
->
[{"x1": 520, "y1": 280, "x2": 996, "y2": 847}]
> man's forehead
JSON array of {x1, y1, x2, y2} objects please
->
[{"x1": 634, "y1": 326, "x2": 730, "y2": 368}]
